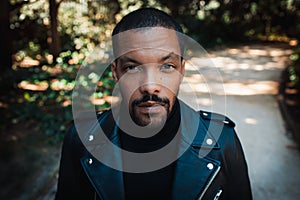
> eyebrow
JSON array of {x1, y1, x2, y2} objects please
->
[
  {"x1": 160, "y1": 52, "x2": 179, "y2": 62},
  {"x1": 118, "y1": 56, "x2": 141, "y2": 65},
  {"x1": 118, "y1": 52, "x2": 179, "y2": 65}
]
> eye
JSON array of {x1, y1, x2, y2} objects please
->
[
  {"x1": 124, "y1": 65, "x2": 142, "y2": 73},
  {"x1": 160, "y1": 63, "x2": 175, "y2": 72}
]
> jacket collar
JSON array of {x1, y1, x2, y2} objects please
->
[{"x1": 81, "y1": 100, "x2": 221, "y2": 200}]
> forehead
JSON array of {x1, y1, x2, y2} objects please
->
[{"x1": 113, "y1": 27, "x2": 181, "y2": 58}]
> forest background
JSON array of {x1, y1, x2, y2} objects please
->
[
  {"x1": 0, "y1": 0, "x2": 299, "y2": 198},
  {"x1": 1, "y1": 0, "x2": 299, "y2": 140}
]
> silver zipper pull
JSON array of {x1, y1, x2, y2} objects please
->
[{"x1": 213, "y1": 189, "x2": 223, "y2": 200}]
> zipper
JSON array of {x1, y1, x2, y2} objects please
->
[
  {"x1": 213, "y1": 189, "x2": 223, "y2": 200},
  {"x1": 94, "y1": 192, "x2": 97, "y2": 200},
  {"x1": 198, "y1": 165, "x2": 221, "y2": 200}
]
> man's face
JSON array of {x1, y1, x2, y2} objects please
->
[{"x1": 111, "y1": 27, "x2": 185, "y2": 129}]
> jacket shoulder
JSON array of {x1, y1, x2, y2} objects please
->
[
  {"x1": 96, "y1": 109, "x2": 110, "y2": 119},
  {"x1": 199, "y1": 110, "x2": 235, "y2": 128}
]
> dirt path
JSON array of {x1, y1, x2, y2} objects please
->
[{"x1": 184, "y1": 43, "x2": 300, "y2": 199}]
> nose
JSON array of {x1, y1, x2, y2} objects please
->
[{"x1": 139, "y1": 67, "x2": 161, "y2": 95}]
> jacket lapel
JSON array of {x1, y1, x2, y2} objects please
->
[
  {"x1": 172, "y1": 146, "x2": 221, "y2": 200},
  {"x1": 81, "y1": 153, "x2": 124, "y2": 200},
  {"x1": 172, "y1": 102, "x2": 221, "y2": 200},
  {"x1": 80, "y1": 111, "x2": 125, "y2": 200}
]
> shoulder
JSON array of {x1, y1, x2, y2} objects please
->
[
  {"x1": 96, "y1": 109, "x2": 111, "y2": 120},
  {"x1": 64, "y1": 109, "x2": 111, "y2": 144},
  {"x1": 196, "y1": 110, "x2": 238, "y2": 149},
  {"x1": 199, "y1": 110, "x2": 235, "y2": 128}
]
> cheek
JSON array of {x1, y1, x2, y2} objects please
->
[
  {"x1": 166, "y1": 90, "x2": 177, "y2": 105},
  {"x1": 162, "y1": 78, "x2": 181, "y2": 96},
  {"x1": 118, "y1": 79, "x2": 139, "y2": 103},
  {"x1": 119, "y1": 84, "x2": 133, "y2": 101},
  {"x1": 161, "y1": 72, "x2": 182, "y2": 84}
]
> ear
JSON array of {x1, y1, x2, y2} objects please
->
[
  {"x1": 111, "y1": 61, "x2": 119, "y2": 82},
  {"x1": 181, "y1": 59, "x2": 186, "y2": 75},
  {"x1": 180, "y1": 59, "x2": 186, "y2": 82}
]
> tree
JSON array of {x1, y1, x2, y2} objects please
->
[
  {"x1": 0, "y1": 0, "x2": 12, "y2": 72},
  {"x1": 49, "y1": 0, "x2": 65, "y2": 62}
]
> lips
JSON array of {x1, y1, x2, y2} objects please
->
[
  {"x1": 135, "y1": 101, "x2": 167, "y2": 114},
  {"x1": 137, "y1": 101, "x2": 165, "y2": 107}
]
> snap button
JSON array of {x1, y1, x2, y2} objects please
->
[
  {"x1": 207, "y1": 163, "x2": 214, "y2": 170},
  {"x1": 88, "y1": 158, "x2": 93, "y2": 165},
  {"x1": 203, "y1": 112, "x2": 208, "y2": 116},
  {"x1": 88, "y1": 135, "x2": 94, "y2": 141},
  {"x1": 206, "y1": 138, "x2": 213, "y2": 145},
  {"x1": 223, "y1": 120, "x2": 229, "y2": 124}
]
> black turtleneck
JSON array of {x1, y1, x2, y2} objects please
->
[{"x1": 119, "y1": 99, "x2": 181, "y2": 200}]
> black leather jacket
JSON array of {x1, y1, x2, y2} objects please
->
[{"x1": 55, "y1": 102, "x2": 252, "y2": 200}]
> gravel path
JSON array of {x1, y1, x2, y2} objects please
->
[{"x1": 183, "y1": 43, "x2": 300, "y2": 200}]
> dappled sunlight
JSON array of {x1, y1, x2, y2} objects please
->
[
  {"x1": 196, "y1": 98, "x2": 212, "y2": 106},
  {"x1": 90, "y1": 96, "x2": 120, "y2": 106},
  {"x1": 285, "y1": 99, "x2": 299, "y2": 106},
  {"x1": 182, "y1": 81, "x2": 278, "y2": 96},
  {"x1": 50, "y1": 79, "x2": 74, "y2": 91},
  {"x1": 62, "y1": 100, "x2": 72, "y2": 107},
  {"x1": 17, "y1": 79, "x2": 75, "y2": 91},
  {"x1": 244, "y1": 117, "x2": 258, "y2": 125},
  {"x1": 247, "y1": 49, "x2": 268, "y2": 56},
  {"x1": 183, "y1": 44, "x2": 293, "y2": 97},
  {"x1": 223, "y1": 45, "x2": 293, "y2": 57},
  {"x1": 210, "y1": 56, "x2": 288, "y2": 71},
  {"x1": 187, "y1": 47, "x2": 291, "y2": 79},
  {"x1": 18, "y1": 80, "x2": 48, "y2": 91},
  {"x1": 227, "y1": 48, "x2": 239, "y2": 55},
  {"x1": 17, "y1": 57, "x2": 40, "y2": 68},
  {"x1": 223, "y1": 81, "x2": 278, "y2": 95},
  {"x1": 243, "y1": 48, "x2": 292, "y2": 57},
  {"x1": 289, "y1": 39, "x2": 298, "y2": 46},
  {"x1": 182, "y1": 73, "x2": 205, "y2": 83},
  {"x1": 90, "y1": 97, "x2": 106, "y2": 105},
  {"x1": 206, "y1": 45, "x2": 293, "y2": 73}
]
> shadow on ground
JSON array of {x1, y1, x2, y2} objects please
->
[{"x1": 0, "y1": 120, "x2": 61, "y2": 200}]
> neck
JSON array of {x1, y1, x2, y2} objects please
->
[{"x1": 118, "y1": 99, "x2": 181, "y2": 153}]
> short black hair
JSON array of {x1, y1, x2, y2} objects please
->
[
  {"x1": 112, "y1": 8, "x2": 183, "y2": 36},
  {"x1": 112, "y1": 8, "x2": 184, "y2": 57}
]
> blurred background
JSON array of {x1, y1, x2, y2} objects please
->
[{"x1": 0, "y1": 0, "x2": 299, "y2": 199}]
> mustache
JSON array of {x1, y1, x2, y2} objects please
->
[{"x1": 132, "y1": 95, "x2": 170, "y2": 106}]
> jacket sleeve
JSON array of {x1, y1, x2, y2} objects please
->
[
  {"x1": 55, "y1": 124, "x2": 94, "y2": 200},
  {"x1": 225, "y1": 128, "x2": 253, "y2": 200}
]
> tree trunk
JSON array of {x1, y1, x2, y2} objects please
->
[
  {"x1": 49, "y1": 0, "x2": 61, "y2": 62},
  {"x1": 0, "y1": 0, "x2": 12, "y2": 72}
]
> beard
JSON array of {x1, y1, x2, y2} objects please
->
[{"x1": 130, "y1": 94, "x2": 170, "y2": 129}]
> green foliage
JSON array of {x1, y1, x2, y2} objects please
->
[
  {"x1": 4, "y1": 0, "x2": 300, "y2": 142},
  {"x1": 288, "y1": 46, "x2": 300, "y2": 87},
  {"x1": 10, "y1": 0, "x2": 49, "y2": 56},
  {"x1": 10, "y1": 0, "x2": 300, "y2": 56},
  {"x1": 9, "y1": 100, "x2": 71, "y2": 143},
  {"x1": 2, "y1": 46, "x2": 113, "y2": 142}
]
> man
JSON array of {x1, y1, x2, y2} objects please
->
[{"x1": 55, "y1": 8, "x2": 252, "y2": 200}]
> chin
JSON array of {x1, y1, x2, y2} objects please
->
[
  {"x1": 149, "y1": 117, "x2": 167, "y2": 128},
  {"x1": 134, "y1": 114, "x2": 167, "y2": 129}
]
